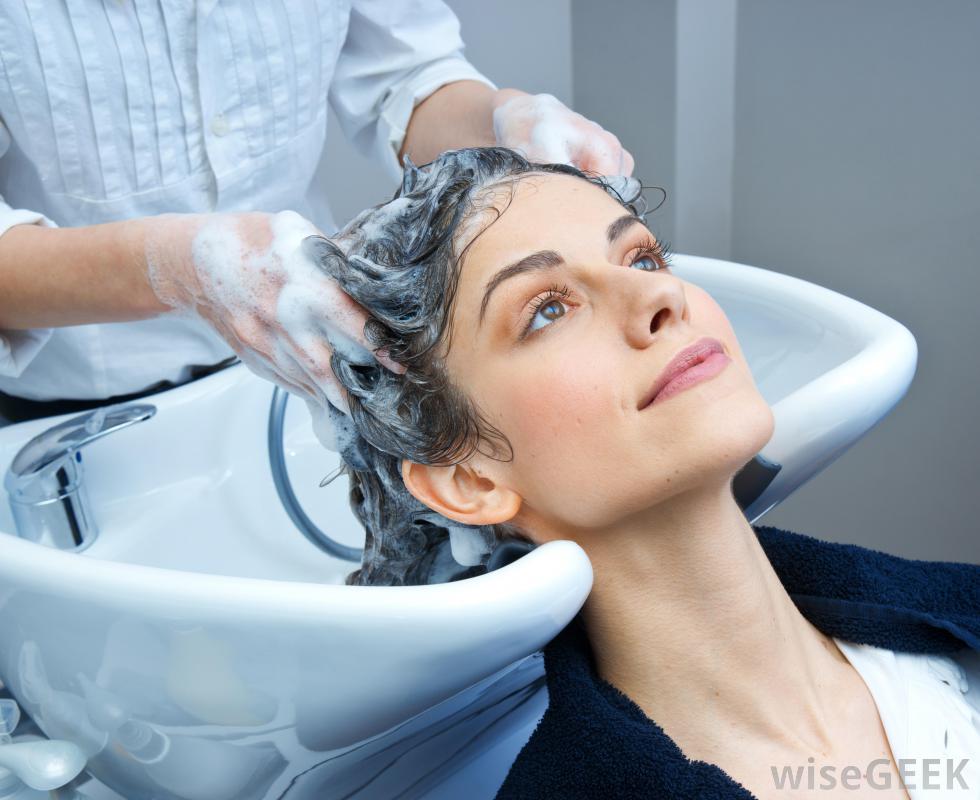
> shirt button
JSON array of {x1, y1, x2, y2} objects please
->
[{"x1": 210, "y1": 114, "x2": 229, "y2": 137}]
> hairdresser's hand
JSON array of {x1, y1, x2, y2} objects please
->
[
  {"x1": 491, "y1": 89, "x2": 635, "y2": 176},
  {"x1": 142, "y1": 210, "x2": 404, "y2": 447}
]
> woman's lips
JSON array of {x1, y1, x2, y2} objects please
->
[{"x1": 639, "y1": 337, "x2": 731, "y2": 409}]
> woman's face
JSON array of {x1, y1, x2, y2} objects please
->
[{"x1": 405, "y1": 173, "x2": 774, "y2": 544}]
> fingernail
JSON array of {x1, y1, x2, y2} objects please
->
[
  {"x1": 376, "y1": 347, "x2": 407, "y2": 375},
  {"x1": 321, "y1": 382, "x2": 352, "y2": 416}
]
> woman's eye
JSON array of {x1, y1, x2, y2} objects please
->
[
  {"x1": 527, "y1": 298, "x2": 568, "y2": 334},
  {"x1": 631, "y1": 253, "x2": 666, "y2": 271}
]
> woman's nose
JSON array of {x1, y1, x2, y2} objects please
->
[{"x1": 620, "y1": 272, "x2": 688, "y2": 349}]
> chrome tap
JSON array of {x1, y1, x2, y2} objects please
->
[{"x1": 3, "y1": 403, "x2": 155, "y2": 550}]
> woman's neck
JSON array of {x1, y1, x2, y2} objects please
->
[{"x1": 578, "y1": 482, "x2": 854, "y2": 760}]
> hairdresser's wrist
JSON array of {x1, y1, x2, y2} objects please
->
[
  {"x1": 400, "y1": 80, "x2": 499, "y2": 166},
  {"x1": 0, "y1": 217, "x2": 170, "y2": 329},
  {"x1": 490, "y1": 88, "x2": 530, "y2": 112}
]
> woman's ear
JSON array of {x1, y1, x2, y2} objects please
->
[{"x1": 400, "y1": 458, "x2": 521, "y2": 527}]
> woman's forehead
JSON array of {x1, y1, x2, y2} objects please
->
[{"x1": 460, "y1": 173, "x2": 625, "y2": 263}]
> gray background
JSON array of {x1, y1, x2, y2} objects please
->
[{"x1": 325, "y1": 0, "x2": 980, "y2": 564}]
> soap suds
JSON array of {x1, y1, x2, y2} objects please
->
[
  {"x1": 493, "y1": 93, "x2": 627, "y2": 175},
  {"x1": 146, "y1": 210, "x2": 398, "y2": 448}
]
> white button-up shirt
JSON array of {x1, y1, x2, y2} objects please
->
[{"x1": 0, "y1": 0, "x2": 494, "y2": 401}]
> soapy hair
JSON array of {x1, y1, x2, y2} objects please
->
[{"x1": 304, "y1": 147, "x2": 651, "y2": 585}]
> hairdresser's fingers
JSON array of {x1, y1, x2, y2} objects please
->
[
  {"x1": 317, "y1": 377, "x2": 351, "y2": 417},
  {"x1": 492, "y1": 92, "x2": 572, "y2": 161},
  {"x1": 492, "y1": 91, "x2": 634, "y2": 178},
  {"x1": 263, "y1": 338, "x2": 344, "y2": 418},
  {"x1": 273, "y1": 219, "x2": 403, "y2": 395},
  {"x1": 301, "y1": 306, "x2": 405, "y2": 382},
  {"x1": 374, "y1": 346, "x2": 406, "y2": 374},
  {"x1": 232, "y1": 329, "x2": 314, "y2": 399},
  {"x1": 281, "y1": 330, "x2": 345, "y2": 405},
  {"x1": 300, "y1": 278, "x2": 407, "y2": 375},
  {"x1": 229, "y1": 337, "x2": 341, "y2": 452},
  {"x1": 221, "y1": 325, "x2": 312, "y2": 400},
  {"x1": 213, "y1": 307, "x2": 324, "y2": 402},
  {"x1": 246, "y1": 353, "x2": 311, "y2": 400},
  {"x1": 620, "y1": 148, "x2": 636, "y2": 178},
  {"x1": 300, "y1": 395, "x2": 343, "y2": 451},
  {"x1": 572, "y1": 129, "x2": 629, "y2": 176},
  {"x1": 273, "y1": 323, "x2": 358, "y2": 418},
  {"x1": 293, "y1": 334, "x2": 337, "y2": 390},
  {"x1": 276, "y1": 267, "x2": 400, "y2": 412},
  {"x1": 271, "y1": 340, "x2": 322, "y2": 400},
  {"x1": 283, "y1": 263, "x2": 375, "y2": 365},
  {"x1": 297, "y1": 235, "x2": 377, "y2": 368}
]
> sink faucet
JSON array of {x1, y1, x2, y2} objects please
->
[{"x1": 3, "y1": 403, "x2": 156, "y2": 550}]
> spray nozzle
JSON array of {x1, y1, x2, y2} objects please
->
[{"x1": 0, "y1": 698, "x2": 88, "y2": 793}]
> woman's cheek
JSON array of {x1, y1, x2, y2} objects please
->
[{"x1": 504, "y1": 355, "x2": 610, "y2": 453}]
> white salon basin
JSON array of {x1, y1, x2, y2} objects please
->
[{"x1": 0, "y1": 254, "x2": 916, "y2": 800}]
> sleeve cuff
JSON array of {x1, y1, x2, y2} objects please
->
[
  {"x1": 0, "y1": 207, "x2": 57, "y2": 238},
  {"x1": 0, "y1": 207, "x2": 58, "y2": 378},
  {"x1": 377, "y1": 55, "x2": 497, "y2": 180}
]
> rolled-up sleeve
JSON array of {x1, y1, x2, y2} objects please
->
[
  {"x1": 0, "y1": 119, "x2": 57, "y2": 379},
  {"x1": 328, "y1": 0, "x2": 497, "y2": 179}
]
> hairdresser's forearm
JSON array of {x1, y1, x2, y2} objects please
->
[
  {"x1": 0, "y1": 220, "x2": 167, "y2": 329},
  {"x1": 399, "y1": 82, "x2": 527, "y2": 166}
]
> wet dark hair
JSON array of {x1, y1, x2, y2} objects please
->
[{"x1": 304, "y1": 147, "x2": 651, "y2": 585}]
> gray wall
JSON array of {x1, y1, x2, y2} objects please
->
[
  {"x1": 727, "y1": 0, "x2": 980, "y2": 562},
  {"x1": 571, "y1": 0, "x2": 677, "y2": 241}
]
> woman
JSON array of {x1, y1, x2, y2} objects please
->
[{"x1": 305, "y1": 147, "x2": 980, "y2": 798}]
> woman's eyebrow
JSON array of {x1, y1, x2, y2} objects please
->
[
  {"x1": 606, "y1": 213, "x2": 646, "y2": 244},
  {"x1": 479, "y1": 249, "x2": 563, "y2": 326}
]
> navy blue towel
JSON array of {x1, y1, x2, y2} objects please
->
[{"x1": 495, "y1": 524, "x2": 980, "y2": 799}]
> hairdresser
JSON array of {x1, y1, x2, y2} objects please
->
[{"x1": 0, "y1": 2, "x2": 632, "y2": 441}]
